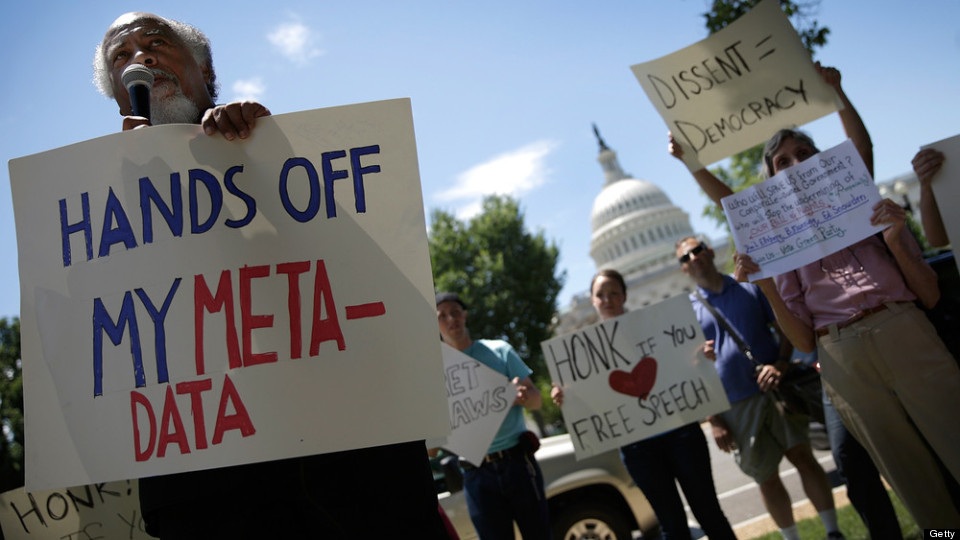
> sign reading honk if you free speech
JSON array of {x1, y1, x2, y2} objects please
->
[{"x1": 542, "y1": 294, "x2": 729, "y2": 459}]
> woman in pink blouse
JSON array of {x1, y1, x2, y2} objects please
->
[{"x1": 670, "y1": 63, "x2": 960, "y2": 528}]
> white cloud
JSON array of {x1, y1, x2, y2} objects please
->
[
  {"x1": 267, "y1": 19, "x2": 324, "y2": 64},
  {"x1": 231, "y1": 78, "x2": 266, "y2": 102},
  {"x1": 434, "y1": 140, "x2": 558, "y2": 219}
]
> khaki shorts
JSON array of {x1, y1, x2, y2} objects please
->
[{"x1": 721, "y1": 392, "x2": 809, "y2": 482}]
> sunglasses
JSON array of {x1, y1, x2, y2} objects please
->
[{"x1": 678, "y1": 243, "x2": 706, "y2": 264}]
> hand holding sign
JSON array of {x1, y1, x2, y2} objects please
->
[
  {"x1": 542, "y1": 295, "x2": 729, "y2": 459},
  {"x1": 512, "y1": 376, "x2": 531, "y2": 406},
  {"x1": 631, "y1": 0, "x2": 841, "y2": 170},
  {"x1": 920, "y1": 134, "x2": 960, "y2": 253},
  {"x1": 722, "y1": 139, "x2": 884, "y2": 280},
  {"x1": 10, "y1": 100, "x2": 449, "y2": 491}
]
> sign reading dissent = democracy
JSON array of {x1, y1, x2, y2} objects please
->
[
  {"x1": 9, "y1": 99, "x2": 449, "y2": 491},
  {"x1": 722, "y1": 139, "x2": 884, "y2": 280},
  {"x1": 631, "y1": 0, "x2": 841, "y2": 170},
  {"x1": 541, "y1": 295, "x2": 729, "y2": 460},
  {"x1": 438, "y1": 343, "x2": 514, "y2": 466}
]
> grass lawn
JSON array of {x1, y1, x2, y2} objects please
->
[{"x1": 748, "y1": 489, "x2": 922, "y2": 539}]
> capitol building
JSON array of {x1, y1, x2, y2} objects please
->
[{"x1": 553, "y1": 128, "x2": 730, "y2": 335}]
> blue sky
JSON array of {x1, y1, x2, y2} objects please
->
[{"x1": 2, "y1": 1, "x2": 958, "y2": 320}]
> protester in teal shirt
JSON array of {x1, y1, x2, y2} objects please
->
[{"x1": 437, "y1": 292, "x2": 550, "y2": 540}]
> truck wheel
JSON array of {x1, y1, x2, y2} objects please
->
[{"x1": 551, "y1": 504, "x2": 633, "y2": 540}]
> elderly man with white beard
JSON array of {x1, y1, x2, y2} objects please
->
[{"x1": 91, "y1": 12, "x2": 450, "y2": 539}]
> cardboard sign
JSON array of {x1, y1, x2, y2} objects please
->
[
  {"x1": 541, "y1": 295, "x2": 729, "y2": 459},
  {"x1": 438, "y1": 343, "x2": 514, "y2": 466},
  {"x1": 923, "y1": 134, "x2": 960, "y2": 259},
  {"x1": 0, "y1": 481, "x2": 149, "y2": 540},
  {"x1": 722, "y1": 139, "x2": 884, "y2": 280},
  {"x1": 631, "y1": 0, "x2": 840, "y2": 170},
  {"x1": 9, "y1": 99, "x2": 449, "y2": 491}
]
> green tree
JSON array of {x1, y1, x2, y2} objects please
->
[
  {"x1": 429, "y1": 195, "x2": 566, "y2": 430},
  {"x1": 700, "y1": 0, "x2": 829, "y2": 260},
  {"x1": 0, "y1": 317, "x2": 24, "y2": 493},
  {"x1": 703, "y1": 0, "x2": 829, "y2": 54}
]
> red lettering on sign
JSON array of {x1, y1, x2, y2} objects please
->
[
  {"x1": 213, "y1": 374, "x2": 256, "y2": 444},
  {"x1": 130, "y1": 374, "x2": 254, "y2": 461},
  {"x1": 131, "y1": 391, "x2": 155, "y2": 462},
  {"x1": 157, "y1": 384, "x2": 190, "y2": 458},
  {"x1": 194, "y1": 271, "x2": 241, "y2": 375},
  {"x1": 240, "y1": 264, "x2": 277, "y2": 367},
  {"x1": 194, "y1": 260, "x2": 350, "y2": 372}
]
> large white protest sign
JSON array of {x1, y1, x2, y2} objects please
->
[
  {"x1": 438, "y1": 343, "x2": 514, "y2": 466},
  {"x1": 541, "y1": 295, "x2": 729, "y2": 460},
  {"x1": 631, "y1": 0, "x2": 840, "y2": 170},
  {"x1": 722, "y1": 139, "x2": 884, "y2": 280},
  {"x1": 0, "y1": 481, "x2": 149, "y2": 540},
  {"x1": 9, "y1": 99, "x2": 449, "y2": 491},
  {"x1": 923, "y1": 134, "x2": 960, "y2": 259}
]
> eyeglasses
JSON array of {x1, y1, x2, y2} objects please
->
[{"x1": 678, "y1": 243, "x2": 706, "y2": 264}]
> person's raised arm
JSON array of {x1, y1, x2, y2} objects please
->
[
  {"x1": 912, "y1": 148, "x2": 949, "y2": 248},
  {"x1": 668, "y1": 133, "x2": 733, "y2": 206},
  {"x1": 818, "y1": 63, "x2": 873, "y2": 176}
]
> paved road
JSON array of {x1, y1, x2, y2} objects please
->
[
  {"x1": 705, "y1": 421, "x2": 836, "y2": 526},
  {"x1": 638, "y1": 421, "x2": 840, "y2": 538}
]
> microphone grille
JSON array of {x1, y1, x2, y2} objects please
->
[{"x1": 121, "y1": 64, "x2": 154, "y2": 88}]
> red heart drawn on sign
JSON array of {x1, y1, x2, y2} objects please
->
[{"x1": 608, "y1": 357, "x2": 658, "y2": 399}]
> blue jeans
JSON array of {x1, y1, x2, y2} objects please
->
[
  {"x1": 620, "y1": 422, "x2": 735, "y2": 540},
  {"x1": 823, "y1": 391, "x2": 903, "y2": 539},
  {"x1": 463, "y1": 450, "x2": 551, "y2": 540}
]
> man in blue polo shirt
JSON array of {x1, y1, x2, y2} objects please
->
[{"x1": 675, "y1": 236, "x2": 843, "y2": 540}]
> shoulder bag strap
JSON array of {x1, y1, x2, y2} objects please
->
[{"x1": 693, "y1": 289, "x2": 759, "y2": 367}]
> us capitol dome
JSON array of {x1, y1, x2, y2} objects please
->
[{"x1": 553, "y1": 126, "x2": 726, "y2": 334}]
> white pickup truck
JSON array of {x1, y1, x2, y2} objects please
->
[{"x1": 434, "y1": 433, "x2": 658, "y2": 540}]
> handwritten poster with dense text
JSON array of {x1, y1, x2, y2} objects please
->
[
  {"x1": 9, "y1": 99, "x2": 449, "y2": 491},
  {"x1": 722, "y1": 139, "x2": 884, "y2": 280},
  {"x1": 438, "y1": 343, "x2": 514, "y2": 466},
  {"x1": 0, "y1": 481, "x2": 149, "y2": 540},
  {"x1": 631, "y1": 0, "x2": 840, "y2": 170},
  {"x1": 541, "y1": 295, "x2": 729, "y2": 460}
]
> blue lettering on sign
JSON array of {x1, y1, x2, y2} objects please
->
[{"x1": 58, "y1": 146, "x2": 383, "y2": 267}]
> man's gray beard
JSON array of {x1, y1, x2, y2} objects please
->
[{"x1": 150, "y1": 93, "x2": 201, "y2": 125}]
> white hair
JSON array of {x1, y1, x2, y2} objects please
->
[{"x1": 92, "y1": 13, "x2": 217, "y2": 101}]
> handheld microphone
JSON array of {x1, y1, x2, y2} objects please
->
[{"x1": 121, "y1": 64, "x2": 154, "y2": 120}]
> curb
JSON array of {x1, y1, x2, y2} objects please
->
[{"x1": 732, "y1": 485, "x2": 851, "y2": 538}]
